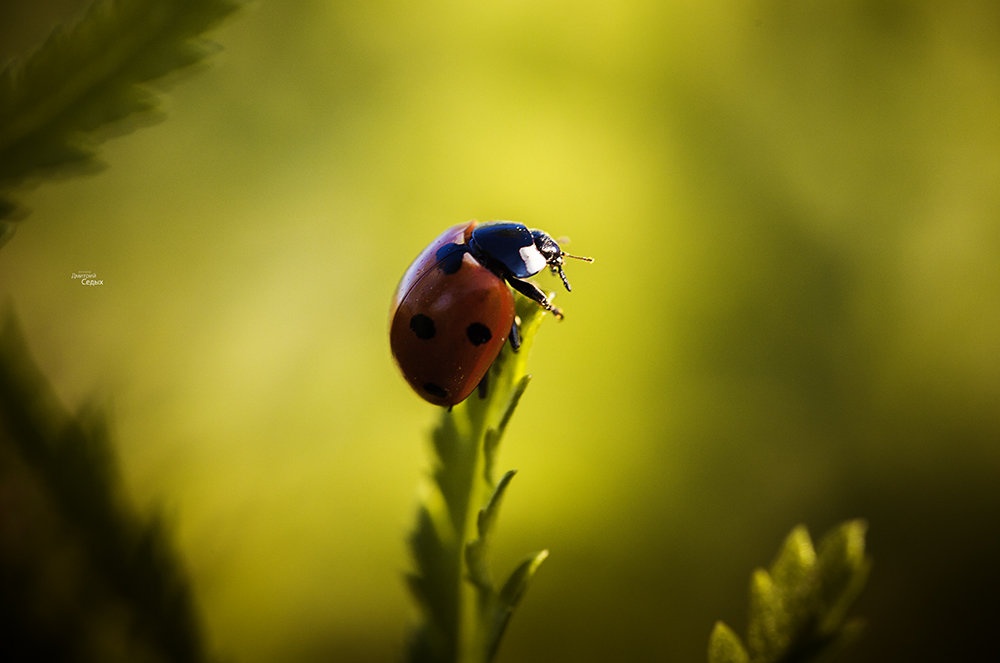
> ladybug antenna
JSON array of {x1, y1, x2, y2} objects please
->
[
  {"x1": 551, "y1": 251, "x2": 593, "y2": 292},
  {"x1": 531, "y1": 229, "x2": 593, "y2": 292},
  {"x1": 561, "y1": 251, "x2": 594, "y2": 263}
]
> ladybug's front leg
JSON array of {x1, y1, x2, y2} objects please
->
[{"x1": 506, "y1": 276, "x2": 564, "y2": 320}]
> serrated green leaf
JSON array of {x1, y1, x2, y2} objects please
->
[
  {"x1": 477, "y1": 470, "x2": 518, "y2": 540},
  {"x1": 430, "y1": 421, "x2": 479, "y2": 534},
  {"x1": 711, "y1": 520, "x2": 871, "y2": 663},
  {"x1": 498, "y1": 550, "x2": 549, "y2": 612},
  {"x1": 407, "y1": 297, "x2": 552, "y2": 663},
  {"x1": 485, "y1": 550, "x2": 549, "y2": 662},
  {"x1": 465, "y1": 538, "x2": 491, "y2": 594},
  {"x1": 483, "y1": 376, "x2": 530, "y2": 484},
  {"x1": 0, "y1": 0, "x2": 242, "y2": 221},
  {"x1": 816, "y1": 519, "x2": 868, "y2": 584},
  {"x1": 768, "y1": 525, "x2": 819, "y2": 649},
  {"x1": 771, "y1": 525, "x2": 817, "y2": 591},
  {"x1": 708, "y1": 622, "x2": 749, "y2": 663},
  {"x1": 815, "y1": 519, "x2": 871, "y2": 636},
  {"x1": 747, "y1": 568, "x2": 789, "y2": 660},
  {"x1": 466, "y1": 470, "x2": 518, "y2": 596},
  {"x1": 0, "y1": 309, "x2": 209, "y2": 660},
  {"x1": 408, "y1": 505, "x2": 457, "y2": 618}
]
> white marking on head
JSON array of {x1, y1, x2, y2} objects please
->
[{"x1": 519, "y1": 245, "x2": 547, "y2": 275}]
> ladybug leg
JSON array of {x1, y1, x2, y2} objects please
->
[
  {"x1": 508, "y1": 317, "x2": 521, "y2": 352},
  {"x1": 507, "y1": 276, "x2": 564, "y2": 320}
]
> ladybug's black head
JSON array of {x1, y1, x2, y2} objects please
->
[{"x1": 530, "y1": 229, "x2": 594, "y2": 292}]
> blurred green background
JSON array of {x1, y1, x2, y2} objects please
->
[{"x1": 2, "y1": 0, "x2": 999, "y2": 661}]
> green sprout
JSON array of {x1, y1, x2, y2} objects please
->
[
  {"x1": 406, "y1": 297, "x2": 551, "y2": 663},
  {"x1": 709, "y1": 520, "x2": 871, "y2": 663}
]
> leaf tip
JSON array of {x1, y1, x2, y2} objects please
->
[{"x1": 708, "y1": 621, "x2": 749, "y2": 663}]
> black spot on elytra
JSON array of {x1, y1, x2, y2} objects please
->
[
  {"x1": 410, "y1": 314, "x2": 436, "y2": 339},
  {"x1": 435, "y1": 243, "x2": 466, "y2": 274},
  {"x1": 466, "y1": 322, "x2": 492, "y2": 346},
  {"x1": 423, "y1": 383, "x2": 448, "y2": 398}
]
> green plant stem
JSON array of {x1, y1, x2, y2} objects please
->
[
  {"x1": 439, "y1": 414, "x2": 489, "y2": 663},
  {"x1": 431, "y1": 413, "x2": 486, "y2": 662},
  {"x1": 408, "y1": 298, "x2": 546, "y2": 663}
]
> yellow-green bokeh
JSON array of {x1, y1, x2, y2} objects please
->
[{"x1": 2, "y1": 1, "x2": 999, "y2": 661}]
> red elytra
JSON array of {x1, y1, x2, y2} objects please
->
[{"x1": 390, "y1": 221, "x2": 515, "y2": 406}]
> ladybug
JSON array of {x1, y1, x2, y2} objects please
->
[{"x1": 390, "y1": 220, "x2": 592, "y2": 406}]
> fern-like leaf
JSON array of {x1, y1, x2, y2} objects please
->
[
  {"x1": 710, "y1": 520, "x2": 871, "y2": 663},
  {"x1": 0, "y1": 0, "x2": 241, "y2": 223},
  {"x1": 0, "y1": 307, "x2": 209, "y2": 661},
  {"x1": 407, "y1": 297, "x2": 550, "y2": 663}
]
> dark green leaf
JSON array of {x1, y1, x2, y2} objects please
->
[
  {"x1": 0, "y1": 308, "x2": 208, "y2": 661},
  {"x1": 0, "y1": 0, "x2": 242, "y2": 222}
]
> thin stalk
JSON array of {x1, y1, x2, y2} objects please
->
[{"x1": 407, "y1": 299, "x2": 547, "y2": 663}]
